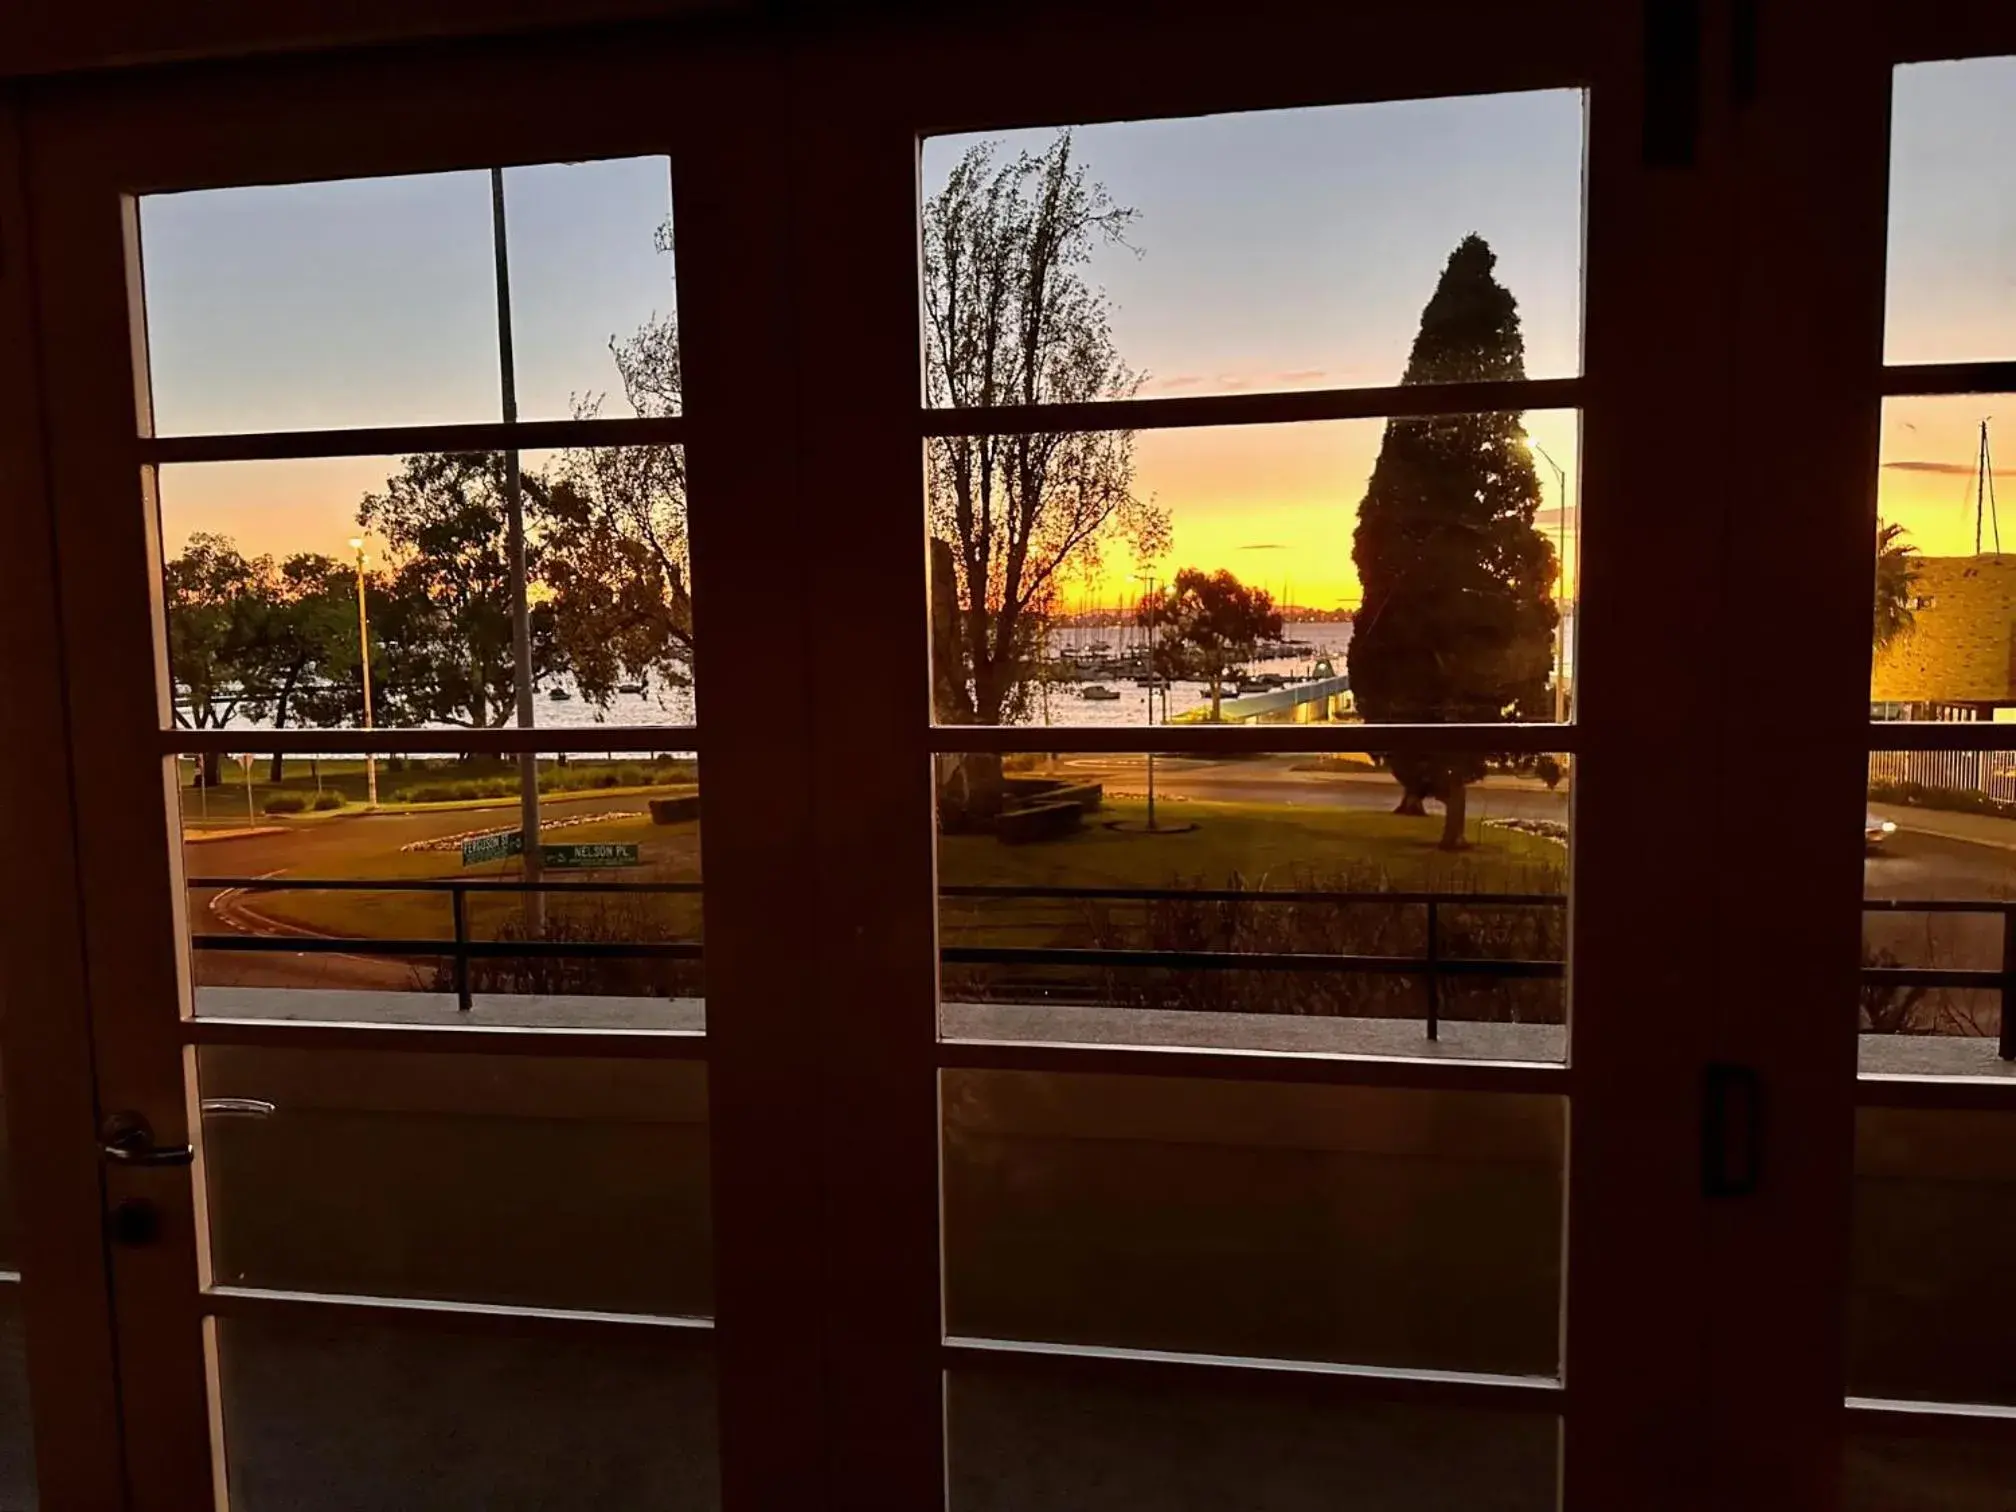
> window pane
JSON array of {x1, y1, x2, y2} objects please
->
[
  {"x1": 1851, "y1": 1107, "x2": 2016, "y2": 1405},
  {"x1": 925, "y1": 415, "x2": 1578, "y2": 730},
  {"x1": 1861, "y1": 750, "x2": 2010, "y2": 1070},
  {"x1": 217, "y1": 1310, "x2": 714, "y2": 1512},
  {"x1": 182, "y1": 749, "x2": 703, "y2": 1030},
  {"x1": 159, "y1": 448, "x2": 695, "y2": 734},
  {"x1": 200, "y1": 1048, "x2": 709, "y2": 1316},
  {"x1": 139, "y1": 159, "x2": 678, "y2": 435},
  {"x1": 938, "y1": 749, "x2": 1569, "y2": 1062},
  {"x1": 502, "y1": 159, "x2": 678, "y2": 423},
  {"x1": 943, "y1": 1071, "x2": 1563, "y2": 1376},
  {"x1": 141, "y1": 174, "x2": 500, "y2": 435},
  {"x1": 1846, "y1": 1429, "x2": 2016, "y2": 1512},
  {"x1": 1872, "y1": 395, "x2": 2016, "y2": 712},
  {"x1": 1886, "y1": 58, "x2": 2016, "y2": 368},
  {"x1": 950, "y1": 1366, "x2": 1557, "y2": 1512},
  {"x1": 922, "y1": 92, "x2": 1583, "y2": 405}
]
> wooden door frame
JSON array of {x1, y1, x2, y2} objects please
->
[
  {"x1": 787, "y1": 6, "x2": 1726, "y2": 1510},
  {"x1": 1713, "y1": 5, "x2": 2016, "y2": 1508},
  {"x1": 0, "y1": 86, "x2": 132, "y2": 1512},
  {"x1": 17, "y1": 28, "x2": 822, "y2": 1511}
]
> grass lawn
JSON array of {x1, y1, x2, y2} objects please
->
[
  {"x1": 940, "y1": 797, "x2": 1565, "y2": 894},
  {"x1": 176, "y1": 756, "x2": 697, "y2": 825},
  {"x1": 217, "y1": 812, "x2": 701, "y2": 943}
]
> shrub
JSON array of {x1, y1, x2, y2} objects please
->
[
  {"x1": 1869, "y1": 779, "x2": 2016, "y2": 820},
  {"x1": 649, "y1": 795, "x2": 703, "y2": 824},
  {"x1": 431, "y1": 895, "x2": 703, "y2": 999},
  {"x1": 940, "y1": 855, "x2": 1569, "y2": 1026},
  {"x1": 310, "y1": 790, "x2": 346, "y2": 811},
  {"x1": 261, "y1": 793, "x2": 307, "y2": 814}
]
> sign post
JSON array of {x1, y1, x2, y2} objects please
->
[{"x1": 237, "y1": 753, "x2": 256, "y2": 826}]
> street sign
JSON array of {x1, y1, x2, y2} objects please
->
[
  {"x1": 234, "y1": 753, "x2": 255, "y2": 772},
  {"x1": 541, "y1": 843, "x2": 641, "y2": 869},
  {"x1": 460, "y1": 831, "x2": 524, "y2": 866}
]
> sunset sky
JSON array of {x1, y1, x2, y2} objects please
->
[{"x1": 148, "y1": 59, "x2": 2014, "y2": 612}]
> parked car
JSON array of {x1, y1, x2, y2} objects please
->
[{"x1": 1866, "y1": 813, "x2": 1898, "y2": 846}]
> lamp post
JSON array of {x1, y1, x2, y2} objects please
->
[
  {"x1": 348, "y1": 537, "x2": 378, "y2": 808},
  {"x1": 1136, "y1": 572, "x2": 1159, "y2": 831},
  {"x1": 492, "y1": 166, "x2": 544, "y2": 932},
  {"x1": 1527, "y1": 438, "x2": 1571, "y2": 724}
]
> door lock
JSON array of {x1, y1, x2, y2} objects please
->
[{"x1": 99, "y1": 1111, "x2": 194, "y2": 1168}]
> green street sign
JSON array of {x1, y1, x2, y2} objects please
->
[
  {"x1": 460, "y1": 831, "x2": 524, "y2": 866},
  {"x1": 541, "y1": 843, "x2": 641, "y2": 869}
]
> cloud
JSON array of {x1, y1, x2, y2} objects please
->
[
  {"x1": 1238, "y1": 542, "x2": 1289, "y2": 550},
  {"x1": 1146, "y1": 374, "x2": 1204, "y2": 391},
  {"x1": 1275, "y1": 369, "x2": 1330, "y2": 384},
  {"x1": 1883, "y1": 459, "x2": 2016, "y2": 476}
]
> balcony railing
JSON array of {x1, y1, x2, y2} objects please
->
[{"x1": 186, "y1": 878, "x2": 2016, "y2": 1058}]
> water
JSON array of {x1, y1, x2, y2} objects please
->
[
  {"x1": 1034, "y1": 620, "x2": 1356, "y2": 729},
  {"x1": 184, "y1": 615, "x2": 1573, "y2": 742}
]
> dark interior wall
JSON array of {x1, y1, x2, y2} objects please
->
[{"x1": 0, "y1": 0, "x2": 749, "y2": 79}]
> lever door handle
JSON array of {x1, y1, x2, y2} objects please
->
[
  {"x1": 199, "y1": 1098, "x2": 276, "y2": 1119},
  {"x1": 100, "y1": 1112, "x2": 194, "y2": 1168}
]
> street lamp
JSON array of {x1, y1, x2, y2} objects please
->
[
  {"x1": 1525, "y1": 437, "x2": 1571, "y2": 724},
  {"x1": 1135, "y1": 572, "x2": 1160, "y2": 831},
  {"x1": 348, "y1": 536, "x2": 378, "y2": 808}
]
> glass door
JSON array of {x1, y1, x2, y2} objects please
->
[
  {"x1": 17, "y1": 36, "x2": 818, "y2": 1512},
  {"x1": 1712, "y1": 8, "x2": 2016, "y2": 1510},
  {"x1": 786, "y1": 10, "x2": 1733, "y2": 1512},
  {"x1": 0, "y1": 6, "x2": 1819, "y2": 1509}
]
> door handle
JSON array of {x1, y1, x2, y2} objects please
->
[
  {"x1": 199, "y1": 1098, "x2": 276, "y2": 1119},
  {"x1": 99, "y1": 1111, "x2": 194, "y2": 1169},
  {"x1": 1701, "y1": 1062, "x2": 1765, "y2": 1197}
]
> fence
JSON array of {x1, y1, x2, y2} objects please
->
[
  {"x1": 188, "y1": 878, "x2": 2016, "y2": 1059},
  {"x1": 1869, "y1": 747, "x2": 2016, "y2": 804}
]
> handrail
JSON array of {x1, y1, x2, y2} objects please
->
[{"x1": 183, "y1": 877, "x2": 2016, "y2": 1058}]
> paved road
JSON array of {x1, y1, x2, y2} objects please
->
[
  {"x1": 1865, "y1": 827, "x2": 2015, "y2": 976},
  {"x1": 1057, "y1": 754, "x2": 1571, "y2": 824}
]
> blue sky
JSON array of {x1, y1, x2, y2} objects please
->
[
  {"x1": 145, "y1": 64, "x2": 2016, "y2": 601},
  {"x1": 141, "y1": 154, "x2": 675, "y2": 435}
]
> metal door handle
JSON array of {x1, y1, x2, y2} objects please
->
[
  {"x1": 200, "y1": 1098, "x2": 276, "y2": 1119},
  {"x1": 100, "y1": 1112, "x2": 194, "y2": 1168}
]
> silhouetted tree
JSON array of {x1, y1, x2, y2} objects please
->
[
  {"x1": 164, "y1": 533, "x2": 269, "y2": 786},
  {"x1": 1347, "y1": 235, "x2": 1557, "y2": 849},
  {"x1": 1874, "y1": 519, "x2": 1921, "y2": 652},
  {"x1": 1145, "y1": 568, "x2": 1285, "y2": 721},
  {"x1": 357, "y1": 452, "x2": 560, "y2": 729},
  {"x1": 923, "y1": 132, "x2": 1168, "y2": 731}
]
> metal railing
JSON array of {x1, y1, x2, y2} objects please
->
[
  {"x1": 189, "y1": 876, "x2": 703, "y2": 1012},
  {"x1": 1859, "y1": 898, "x2": 2016, "y2": 1060},
  {"x1": 187, "y1": 877, "x2": 2016, "y2": 1058}
]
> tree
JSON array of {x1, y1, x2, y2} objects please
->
[
  {"x1": 1144, "y1": 568, "x2": 1286, "y2": 721},
  {"x1": 356, "y1": 452, "x2": 560, "y2": 729},
  {"x1": 542, "y1": 217, "x2": 695, "y2": 710},
  {"x1": 1874, "y1": 519, "x2": 1921, "y2": 652},
  {"x1": 164, "y1": 533, "x2": 275, "y2": 786},
  {"x1": 248, "y1": 553, "x2": 358, "y2": 781},
  {"x1": 922, "y1": 132, "x2": 1168, "y2": 732},
  {"x1": 1347, "y1": 235, "x2": 1558, "y2": 850}
]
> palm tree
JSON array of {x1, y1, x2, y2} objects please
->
[{"x1": 1874, "y1": 519, "x2": 1922, "y2": 651}]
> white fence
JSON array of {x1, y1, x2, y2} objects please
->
[{"x1": 1869, "y1": 748, "x2": 2016, "y2": 804}]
